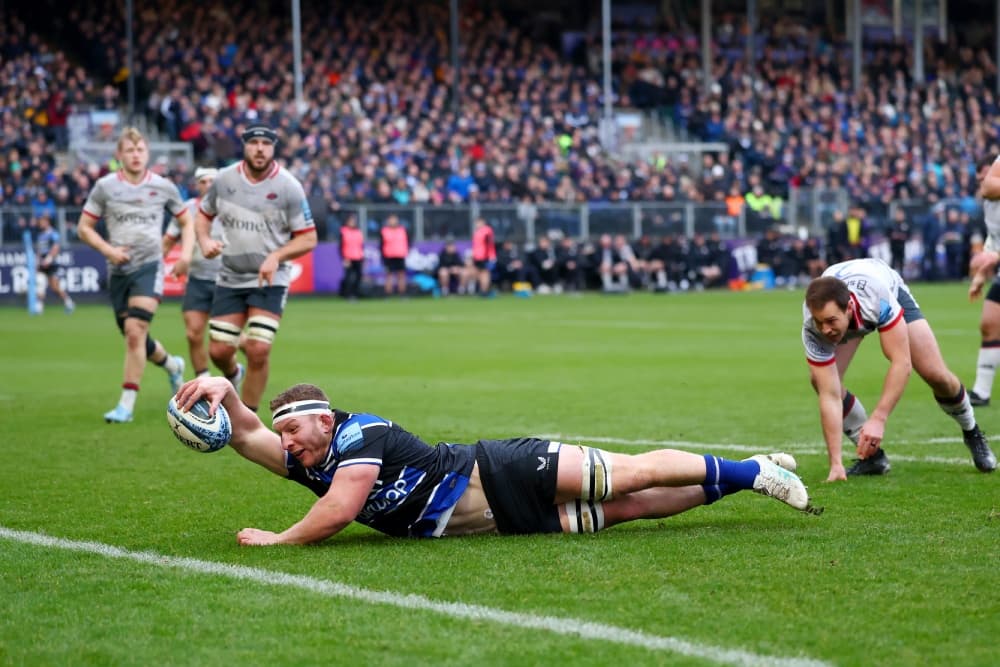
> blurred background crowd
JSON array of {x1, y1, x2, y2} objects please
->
[{"x1": 2, "y1": 0, "x2": 997, "y2": 291}]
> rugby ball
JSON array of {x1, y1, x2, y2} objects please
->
[{"x1": 166, "y1": 396, "x2": 231, "y2": 452}]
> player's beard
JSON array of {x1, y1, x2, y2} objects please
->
[{"x1": 245, "y1": 155, "x2": 274, "y2": 180}]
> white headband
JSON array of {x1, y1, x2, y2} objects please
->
[{"x1": 271, "y1": 399, "x2": 332, "y2": 426}]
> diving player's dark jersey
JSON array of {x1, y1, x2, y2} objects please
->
[{"x1": 284, "y1": 410, "x2": 475, "y2": 538}]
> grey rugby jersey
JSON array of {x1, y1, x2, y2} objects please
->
[
  {"x1": 199, "y1": 161, "x2": 314, "y2": 288},
  {"x1": 165, "y1": 198, "x2": 222, "y2": 281},
  {"x1": 82, "y1": 170, "x2": 186, "y2": 275}
]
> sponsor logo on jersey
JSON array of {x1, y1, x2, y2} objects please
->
[
  {"x1": 335, "y1": 422, "x2": 364, "y2": 454},
  {"x1": 266, "y1": 192, "x2": 278, "y2": 200}
]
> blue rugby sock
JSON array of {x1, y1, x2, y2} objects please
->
[
  {"x1": 702, "y1": 483, "x2": 739, "y2": 505},
  {"x1": 703, "y1": 455, "x2": 759, "y2": 490}
]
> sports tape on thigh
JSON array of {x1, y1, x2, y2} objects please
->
[
  {"x1": 209, "y1": 319, "x2": 242, "y2": 345},
  {"x1": 245, "y1": 315, "x2": 280, "y2": 344},
  {"x1": 580, "y1": 446, "x2": 613, "y2": 502},
  {"x1": 564, "y1": 500, "x2": 605, "y2": 533}
]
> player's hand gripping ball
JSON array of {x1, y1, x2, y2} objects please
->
[{"x1": 166, "y1": 396, "x2": 231, "y2": 452}]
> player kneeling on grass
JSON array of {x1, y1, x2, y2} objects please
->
[{"x1": 174, "y1": 377, "x2": 821, "y2": 546}]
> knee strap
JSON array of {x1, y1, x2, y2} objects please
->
[
  {"x1": 126, "y1": 306, "x2": 154, "y2": 322},
  {"x1": 209, "y1": 319, "x2": 242, "y2": 345},
  {"x1": 245, "y1": 315, "x2": 280, "y2": 344},
  {"x1": 580, "y1": 446, "x2": 613, "y2": 502},
  {"x1": 564, "y1": 500, "x2": 605, "y2": 533}
]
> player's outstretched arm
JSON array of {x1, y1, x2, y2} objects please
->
[
  {"x1": 811, "y1": 363, "x2": 848, "y2": 481},
  {"x1": 237, "y1": 464, "x2": 379, "y2": 546},
  {"x1": 175, "y1": 377, "x2": 286, "y2": 476}
]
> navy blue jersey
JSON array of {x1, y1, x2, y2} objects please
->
[{"x1": 284, "y1": 410, "x2": 476, "y2": 538}]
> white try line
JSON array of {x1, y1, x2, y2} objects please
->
[
  {"x1": 537, "y1": 435, "x2": 973, "y2": 467},
  {"x1": 0, "y1": 526, "x2": 831, "y2": 667}
]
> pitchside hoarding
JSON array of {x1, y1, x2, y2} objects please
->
[{"x1": 0, "y1": 241, "x2": 469, "y2": 302}]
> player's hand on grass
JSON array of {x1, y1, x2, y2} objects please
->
[
  {"x1": 237, "y1": 528, "x2": 280, "y2": 546},
  {"x1": 826, "y1": 462, "x2": 847, "y2": 482}
]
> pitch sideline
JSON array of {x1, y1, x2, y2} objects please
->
[
  {"x1": 536, "y1": 434, "x2": 973, "y2": 466},
  {"x1": 0, "y1": 526, "x2": 831, "y2": 667}
]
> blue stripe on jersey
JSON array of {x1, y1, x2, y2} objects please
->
[
  {"x1": 301, "y1": 198, "x2": 313, "y2": 222},
  {"x1": 409, "y1": 471, "x2": 471, "y2": 537},
  {"x1": 878, "y1": 299, "x2": 892, "y2": 326}
]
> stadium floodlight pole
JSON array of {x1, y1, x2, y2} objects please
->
[
  {"x1": 601, "y1": 0, "x2": 613, "y2": 149},
  {"x1": 914, "y1": 0, "x2": 924, "y2": 83},
  {"x1": 938, "y1": 0, "x2": 946, "y2": 42},
  {"x1": 126, "y1": 0, "x2": 135, "y2": 124},
  {"x1": 851, "y1": 0, "x2": 861, "y2": 93},
  {"x1": 701, "y1": 0, "x2": 711, "y2": 95},
  {"x1": 746, "y1": 0, "x2": 756, "y2": 114},
  {"x1": 450, "y1": 0, "x2": 460, "y2": 114},
  {"x1": 292, "y1": 0, "x2": 304, "y2": 116},
  {"x1": 892, "y1": 0, "x2": 902, "y2": 38}
]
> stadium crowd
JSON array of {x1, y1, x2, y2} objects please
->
[{"x1": 1, "y1": 1, "x2": 996, "y2": 288}]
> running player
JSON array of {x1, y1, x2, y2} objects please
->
[
  {"x1": 34, "y1": 214, "x2": 74, "y2": 313},
  {"x1": 163, "y1": 167, "x2": 219, "y2": 379},
  {"x1": 195, "y1": 125, "x2": 317, "y2": 412},
  {"x1": 77, "y1": 127, "x2": 192, "y2": 423},
  {"x1": 967, "y1": 155, "x2": 1000, "y2": 406}
]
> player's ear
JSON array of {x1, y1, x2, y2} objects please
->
[{"x1": 318, "y1": 411, "x2": 334, "y2": 433}]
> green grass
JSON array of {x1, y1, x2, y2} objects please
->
[{"x1": 1, "y1": 286, "x2": 998, "y2": 666}]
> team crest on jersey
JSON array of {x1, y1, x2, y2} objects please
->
[
  {"x1": 266, "y1": 193, "x2": 278, "y2": 200},
  {"x1": 335, "y1": 422, "x2": 365, "y2": 454}
]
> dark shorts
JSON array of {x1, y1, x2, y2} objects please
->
[
  {"x1": 987, "y1": 279, "x2": 1000, "y2": 305},
  {"x1": 182, "y1": 277, "x2": 216, "y2": 313},
  {"x1": 896, "y1": 285, "x2": 924, "y2": 323},
  {"x1": 383, "y1": 257, "x2": 406, "y2": 272},
  {"x1": 473, "y1": 259, "x2": 490, "y2": 270},
  {"x1": 475, "y1": 438, "x2": 562, "y2": 535},
  {"x1": 40, "y1": 263, "x2": 58, "y2": 277},
  {"x1": 210, "y1": 285, "x2": 288, "y2": 317},
  {"x1": 109, "y1": 261, "x2": 164, "y2": 314}
]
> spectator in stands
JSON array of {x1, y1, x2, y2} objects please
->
[
  {"x1": 556, "y1": 236, "x2": 585, "y2": 293},
  {"x1": 887, "y1": 208, "x2": 912, "y2": 275},
  {"x1": 528, "y1": 235, "x2": 559, "y2": 294},
  {"x1": 436, "y1": 239, "x2": 466, "y2": 297},
  {"x1": 494, "y1": 239, "x2": 531, "y2": 293}
]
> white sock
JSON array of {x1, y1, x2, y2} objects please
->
[
  {"x1": 972, "y1": 345, "x2": 1000, "y2": 399},
  {"x1": 656, "y1": 270, "x2": 667, "y2": 288},
  {"x1": 197, "y1": 369, "x2": 211, "y2": 378},
  {"x1": 937, "y1": 387, "x2": 977, "y2": 431},
  {"x1": 162, "y1": 354, "x2": 182, "y2": 374},
  {"x1": 119, "y1": 388, "x2": 138, "y2": 411},
  {"x1": 843, "y1": 392, "x2": 867, "y2": 444}
]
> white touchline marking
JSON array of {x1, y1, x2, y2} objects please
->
[
  {"x1": 537, "y1": 435, "x2": 973, "y2": 466},
  {"x1": 0, "y1": 526, "x2": 832, "y2": 667}
]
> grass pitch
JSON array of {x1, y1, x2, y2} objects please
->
[{"x1": 1, "y1": 285, "x2": 997, "y2": 666}]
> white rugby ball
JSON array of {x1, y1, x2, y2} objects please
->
[{"x1": 166, "y1": 396, "x2": 231, "y2": 453}]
